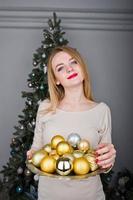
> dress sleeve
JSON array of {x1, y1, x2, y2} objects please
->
[
  {"x1": 30, "y1": 100, "x2": 49, "y2": 151},
  {"x1": 99, "y1": 104, "x2": 112, "y2": 144}
]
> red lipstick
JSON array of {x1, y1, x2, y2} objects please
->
[{"x1": 67, "y1": 73, "x2": 78, "y2": 79}]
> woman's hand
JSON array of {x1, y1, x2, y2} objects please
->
[
  {"x1": 26, "y1": 149, "x2": 35, "y2": 160},
  {"x1": 95, "y1": 143, "x2": 116, "y2": 170}
]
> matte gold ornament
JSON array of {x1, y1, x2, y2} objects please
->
[
  {"x1": 67, "y1": 133, "x2": 81, "y2": 148},
  {"x1": 32, "y1": 149, "x2": 48, "y2": 167},
  {"x1": 73, "y1": 157, "x2": 90, "y2": 175},
  {"x1": 40, "y1": 156, "x2": 56, "y2": 173},
  {"x1": 73, "y1": 150, "x2": 84, "y2": 158},
  {"x1": 51, "y1": 135, "x2": 65, "y2": 149},
  {"x1": 56, "y1": 157, "x2": 73, "y2": 175},
  {"x1": 78, "y1": 139, "x2": 90, "y2": 153},
  {"x1": 84, "y1": 153, "x2": 98, "y2": 171},
  {"x1": 62, "y1": 153, "x2": 75, "y2": 162},
  {"x1": 56, "y1": 141, "x2": 72, "y2": 156},
  {"x1": 43, "y1": 144, "x2": 52, "y2": 154}
]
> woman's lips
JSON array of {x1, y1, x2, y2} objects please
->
[{"x1": 67, "y1": 73, "x2": 78, "y2": 79}]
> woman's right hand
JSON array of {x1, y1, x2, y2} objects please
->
[{"x1": 26, "y1": 149, "x2": 35, "y2": 160}]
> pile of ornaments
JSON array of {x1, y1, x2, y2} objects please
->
[{"x1": 29, "y1": 133, "x2": 99, "y2": 176}]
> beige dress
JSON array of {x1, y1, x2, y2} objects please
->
[{"x1": 31, "y1": 99, "x2": 112, "y2": 200}]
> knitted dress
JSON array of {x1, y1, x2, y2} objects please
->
[{"x1": 31, "y1": 99, "x2": 112, "y2": 200}]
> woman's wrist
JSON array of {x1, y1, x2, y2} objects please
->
[{"x1": 103, "y1": 164, "x2": 113, "y2": 174}]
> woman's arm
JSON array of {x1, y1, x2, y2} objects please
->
[{"x1": 96, "y1": 105, "x2": 116, "y2": 172}]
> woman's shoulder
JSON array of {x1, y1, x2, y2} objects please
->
[
  {"x1": 38, "y1": 98, "x2": 51, "y2": 111},
  {"x1": 98, "y1": 101, "x2": 111, "y2": 114}
]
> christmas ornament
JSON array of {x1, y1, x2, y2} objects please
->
[
  {"x1": 40, "y1": 156, "x2": 56, "y2": 173},
  {"x1": 34, "y1": 174, "x2": 39, "y2": 181},
  {"x1": 28, "y1": 82, "x2": 33, "y2": 88},
  {"x1": 56, "y1": 141, "x2": 72, "y2": 156},
  {"x1": 67, "y1": 133, "x2": 81, "y2": 148},
  {"x1": 17, "y1": 167, "x2": 23, "y2": 174},
  {"x1": 73, "y1": 150, "x2": 84, "y2": 158},
  {"x1": 16, "y1": 185, "x2": 23, "y2": 193},
  {"x1": 24, "y1": 168, "x2": 32, "y2": 176},
  {"x1": 78, "y1": 139, "x2": 90, "y2": 153},
  {"x1": 49, "y1": 149, "x2": 59, "y2": 160},
  {"x1": 56, "y1": 157, "x2": 73, "y2": 176},
  {"x1": 32, "y1": 149, "x2": 48, "y2": 167},
  {"x1": 43, "y1": 44, "x2": 47, "y2": 49},
  {"x1": 51, "y1": 135, "x2": 65, "y2": 149},
  {"x1": 73, "y1": 157, "x2": 90, "y2": 175},
  {"x1": 62, "y1": 153, "x2": 75, "y2": 162},
  {"x1": 33, "y1": 61, "x2": 38, "y2": 66},
  {"x1": 40, "y1": 83, "x2": 44, "y2": 90},
  {"x1": 43, "y1": 143, "x2": 52, "y2": 154},
  {"x1": 44, "y1": 65, "x2": 47, "y2": 74},
  {"x1": 31, "y1": 73, "x2": 35, "y2": 77},
  {"x1": 84, "y1": 153, "x2": 98, "y2": 171},
  {"x1": 42, "y1": 53, "x2": 46, "y2": 58}
]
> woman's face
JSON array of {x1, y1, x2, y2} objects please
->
[{"x1": 51, "y1": 51, "x2": 84, "y2": 89}]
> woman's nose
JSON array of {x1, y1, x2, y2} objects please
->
[{"x1": 66, "y1": 65, "x2": 73, "y2": 73}]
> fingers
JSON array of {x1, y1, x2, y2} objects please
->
[
  {"x1": 95, "y1": 143, "x2": 116, "y2": 169},
  {"x1": 27, "y1": 149, "x2": 34, "y2": 160}
]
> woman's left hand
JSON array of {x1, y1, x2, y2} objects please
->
[{"x1": 95, "y1": 143, "x2": 116, "y2": 169}]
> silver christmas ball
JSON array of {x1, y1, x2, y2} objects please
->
[
  {"x1": 44, "y1": 66, "x2": 47, "y2": 74},
  {"x1": 17, "y1": 167, "x2": 23, "y2": 174},
  {"x1": 56, "y1": 157, "x2": 73, "y2": 176},
  {"x1": 67, "y1": 133, "x2": 81, "y2": 148},
  {"x1": 34, "y1": 174, "x2": 39, "y2": 181}
]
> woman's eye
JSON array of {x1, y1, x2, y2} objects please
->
[
  {"x1": 57, "y1": 66, "x2": 64, "y2": 72},
  {"x1": 71, "y1": 60, "x2": 77, "y2": 64}
]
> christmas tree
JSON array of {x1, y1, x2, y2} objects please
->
[{"x1": 0, "y1": 12, "x2": 68, "y2": 200}]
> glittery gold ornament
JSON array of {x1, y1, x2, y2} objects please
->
[
  {"x1": 56, "y1": 157, "x2": 73, "y2": 175},
  {"x1": 32, "y1": 149, "x2": 48, "y2": 167},
  {"x1": 51, "y1": 135, "x2": 65, "y2": 149},
  {"x1": 77, "y1": 139, "x2": 90, "y2": 153},
  {"x1": 40, "y1": 156, "x2": 56, "y2": 173},
  {"x1": 73, "y1": 157, "x2": 90, "y2": 175},
  {"x1": 49, "y1": 150, "x2": 59, "y2": 160},
  {"x1": 84, "y1": 153, "x2": 98, "y2": 171},
  {"x1": 43, "y1": 144, "x2": 52, "y2": 154},
  {"x1": 62, "y1": 153, "x2": 75, "y2": 162},
  {"x1": 72, "y1": 150, "x2": 84, "y2": 158},
  {"x1": 56, "y1": 141, "x2": 72, "y2": 156}
]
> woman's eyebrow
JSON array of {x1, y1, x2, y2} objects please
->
[{"x1": 55, "y1": 57, "x2": 74, "y2": 69}]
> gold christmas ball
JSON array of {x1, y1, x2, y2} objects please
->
[
  {"x1": 49, "y1": 150, "x2": 59, "y2": 160},
  {"x1": 56, "y1": 157, "x2": 73, "y2": 176},
  {"x1": 84, "y1": 153, "x2": 98, "y2": 171},
  {"x1": 73, "y1": 157, "x2": 90, "y2": 175},
  {"x1": 51, "y1": 135, "x2": 65, "y2": 149},
  {"x1": 32, "y1": 149, "x2": 48, "y2": 167},
  {"x1": 77, "y1": 139, "x2": 90, "y2": 153},
  {"x1": 40, "y1": 156, "x2": 56, "y2": 173},
  {"x1": 56, "y1": 141, "x2": 72, "y2": 156},
  {"x1": 43, "y1": 143, "x2": 52, "y2": 154},
  {"x1": 87, "y1": 148, "x2": 95, "y2": 154},
  {"x1": 62, "y1": 153, "x2": 75, "y2": 162},
  {"x1": 73, "y1": 150, "x2": 84, "y2": 158},
  {"x1": 49, "y1": 149, "x2": 57, "y2": 156}
]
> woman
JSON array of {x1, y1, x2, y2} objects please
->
[{"x1": 27, "y1": 45, "x2": 116, "y2": 200}]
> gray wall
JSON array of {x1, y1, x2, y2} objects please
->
[{"x1": 0, "y1": 0, "x2": 133, "y2": 173}]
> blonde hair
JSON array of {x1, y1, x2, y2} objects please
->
[{"x1": 40, "y1": 45, "x2": 95, "y2": 115}]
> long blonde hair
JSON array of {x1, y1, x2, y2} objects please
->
[{"x1": 40, "y1": 45, "x2": 95, "y2": 115}]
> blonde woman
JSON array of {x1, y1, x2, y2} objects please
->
[{"x1": 27, "y1": 46, "x2": 116, "y2": 200}]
